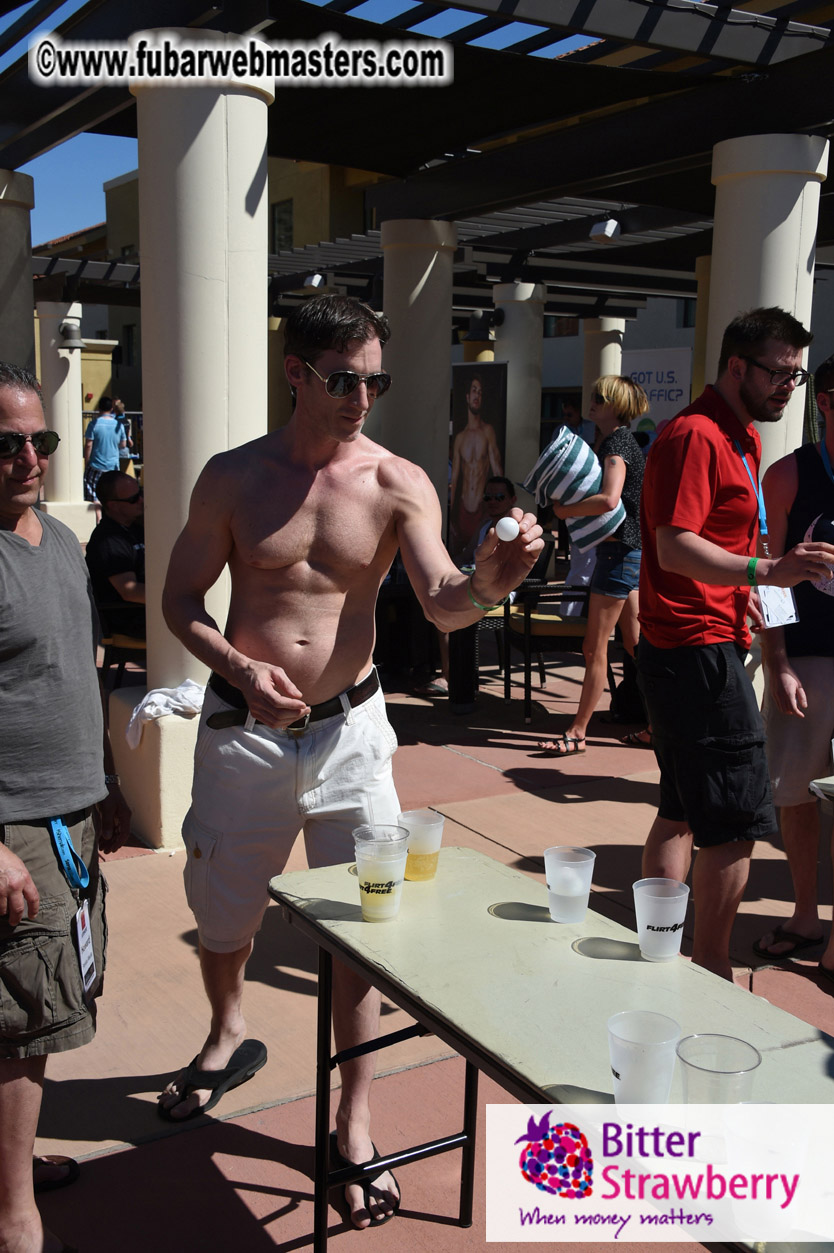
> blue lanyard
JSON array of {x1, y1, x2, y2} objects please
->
[
  {"x1": 49, "y1": 818, "x2": 89, "y2": 891},
  {"x1": 733, "y1": 439, "x2": 768, "y2": 541},
  {"x1": 821, "y1": 439, "x2": 834, "y2": 487}
]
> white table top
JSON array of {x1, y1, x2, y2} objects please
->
[{"x1": 269, "y1": 846, "x2": 834, "y2": 1105}]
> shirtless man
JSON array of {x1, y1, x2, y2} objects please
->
[
  {"x1": 449, "y1": 374, "x2": 503, "y2": 563},
  {"x1": 160, "y1": 296, "x2": 542, "y2": 1228}
]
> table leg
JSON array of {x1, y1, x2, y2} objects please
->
[
  {"x1": 314, "y1": 948, "x2": 333, "y2": 1253},
  {"x1": 459, "y1": 1060, "x2": 478, "y2": 1227}
]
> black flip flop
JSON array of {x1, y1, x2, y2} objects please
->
[
  {"x1": 158, "y1": 1038, "x2": 267, "y2": 1121},
  {"x1": 33, "y1": 1154, "x2": 80, "y2": 1194},
  {"x1": 752, "y1": 926, "x2": 824, "y2": 960},
  {"x1": 329, "y1": 1132, "x2": 401, "y2": 1228}
]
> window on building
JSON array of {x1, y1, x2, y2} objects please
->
[
  {"x1": 544, "y1": 315, "x2": 580, "y2": 338},
  {"x1": 676, "y1": 298, "x2": 696, "y2": 329},
  {"x1": 272, "y1": 199, "x2": 293, "y2": 252}
]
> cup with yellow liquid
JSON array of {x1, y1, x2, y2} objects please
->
[
  {"x1": 352, "y1": 824, "x2": 409, "y2": 922},
  {"x1": 397, "y1": 809, "x2": 445, "y2": 882}
]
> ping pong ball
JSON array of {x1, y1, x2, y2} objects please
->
[{"x1": 495, "y1": 516, "x2": 520, "y2": 543}]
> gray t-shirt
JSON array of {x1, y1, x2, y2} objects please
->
[{"x1": 0, "y1": 511, "x2": 106, "y2": 823}]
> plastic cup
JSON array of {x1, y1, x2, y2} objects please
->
[
  {"x1": 397, "y1": 809, "x2": 445, "y2": 881},
  {"x1": 632, "y1": 877, "x2": 690, "y2": 961},
  {"x1": 352, "y1": 824, "x2": 409, "y2": 922},
  {"x1": 543, "y1": 846, "x2": 596, "y2": 923},
  {"x1": 607, "y1": 1010, "x2": 680, "y2": 1104},
  {"x1": 676, "y1": 1034, "x2": 762, "y2": 1103}
]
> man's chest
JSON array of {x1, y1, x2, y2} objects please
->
[{"x1": 232, "y1": 480, "x2": 395, "y2": 575}]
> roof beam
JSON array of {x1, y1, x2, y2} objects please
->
[
  {"x1": 428, "y1": 0, "x2": 832, "y2": 65},
  {"x1": 469, "y1": 204, "x2": 710, "y2": 254},
  {"x1": 368, "y1": 41, "x2": 834, "y2": 221}
]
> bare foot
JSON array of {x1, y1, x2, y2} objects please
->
[
  {"x1": 157, "y1": 1023, "x2": 246, "y2": 1120},
  {"x1": 333, "y1": 1119, "x2": 399, "y2": 1229}
]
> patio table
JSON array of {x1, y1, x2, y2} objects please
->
[{"x1": 268, "y1": 846, "x2": 834, "y2": 1250}]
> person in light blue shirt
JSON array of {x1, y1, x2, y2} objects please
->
[{"x1": 84, "y1": 395, "x2": 125, "y2": 501}]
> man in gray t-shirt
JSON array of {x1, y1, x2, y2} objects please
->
[{"x1": 0, "y1": 363, "x2": 130, "y2": 1253}]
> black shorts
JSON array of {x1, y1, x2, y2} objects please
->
[{"x1": 637, "y1": 639, "x2": 776, "y2": 848}]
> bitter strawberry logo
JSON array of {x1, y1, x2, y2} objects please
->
[{"x1": 516, "y1": 1111, "x2": 594, "y2": 1199}]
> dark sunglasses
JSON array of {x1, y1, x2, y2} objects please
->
[
  {"x1": 0, "y1": 430, "x2": 60, "y2": 458},
  {"x1": 483, "y1": 492, "x2": 507, "y2": 502},
  {"x1": 304, "y1": 360, "x2": 392, "y2": 400},
  {"x1": 741, "y1": 356, "x2": 810, "y2": 388},
  {"x1": 592, "y1": 391, "x2": 606, "y2": 406},
  {"x1": 115, "y1": 488, "x2": 143, "y2": 504}
]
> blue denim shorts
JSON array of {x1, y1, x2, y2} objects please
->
[{"x1": 589, "y1": 541, "x2": 641, "y2": 600}]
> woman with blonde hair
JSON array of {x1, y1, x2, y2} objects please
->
[{"x1": 539, "y1": 375, "x2": 649, "y2": 756}]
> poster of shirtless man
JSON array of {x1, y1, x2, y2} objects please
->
[{"x1": 448, "y1": 363, "x2": 508, "y2": 565}]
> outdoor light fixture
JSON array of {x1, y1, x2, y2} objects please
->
[
  {"x1": 58, "y1": 321, "x2": 84, "y2": 351},
  {"x1": 304, "y1": 273, "x2": 325, "y2": 288},
  {"x1": 463, "y1": 310, "x2": 493, "y2": 341},
  {"x1": 589, "y1": 218, "x2": 621, "y2": 244}
]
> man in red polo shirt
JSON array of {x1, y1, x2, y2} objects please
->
[{"x1": 638, "y1": 307, "x2": 834, "y2": 980}]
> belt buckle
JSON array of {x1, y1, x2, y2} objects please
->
[{"x1": 286, "y1": 712, "x2": 311, "y2": 737}]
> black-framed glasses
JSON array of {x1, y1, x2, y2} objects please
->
[
  {"x1": 483, "y1": 492, "x2": 507, "y2": 502},
  {"x1": 741, "y1": 357, "x2": 810, "y2": 388},
  {"x1": 303, "y1": 360, "x2": 392, "y2": 400},
  {"x1": 115, "y1": 488, "x2": 143, "y2": 505},
  {"x1": 0, "y1": 430, "x2": 60, "y2": 459}
]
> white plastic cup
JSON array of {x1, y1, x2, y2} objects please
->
[
  {"x1": 543, "y1": 846, "x2": 596, "y2": 923},
  {"x1": 676, "y1": 1034, "x2": 762, "y2": 1103},
  {"x1": 632, "y1": 877, "x2": 690, "y2": 961},
  {"x1": 397, "y1": 809, "x2": 445, "y2": 881},
  {"x1": 607, "y1": 1010, "x2": 680, "y2": 1104},
  {"x1": 352, "y1": 824, "x2": 409, "y2": 922}
]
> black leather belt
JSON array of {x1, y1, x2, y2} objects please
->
[{"x1": 205, "y1": 669, "x2": 379, "y2": 732}]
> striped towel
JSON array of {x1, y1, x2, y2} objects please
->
[{"x1": 523, "y1": 428, "x2": 625, "y2": 553}]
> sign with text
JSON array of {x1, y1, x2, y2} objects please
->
[
  {"x1": 621, "y1": 348, "x2": 692, "y2": 439},
  {"x1": 487, "y1": 1104, "x2": 834, "y2": 1242}
]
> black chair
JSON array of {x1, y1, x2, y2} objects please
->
[
  {"x1": 501, "y1": 583, "x2": 616, "y2": 723},
  {"x1": 96, "y1": 603, "x2": 146, "y2": 687}
]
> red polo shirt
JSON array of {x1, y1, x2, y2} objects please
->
[{"x1": 639, "y1": 386, "x2": 760, "y2": 649}]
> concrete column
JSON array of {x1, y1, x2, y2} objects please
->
[
  {"x1": 582, "y1": 317, "x2": 624, "y2": 415},
  {"x1": 119, "y1": 35, "x2": 274, "y2": 847},
  {"x1": 692, "y1": 255, "x2": 711, "y2": 400},
  {"x1": 0, "y1": 170, "x2": 35, "y2": 372},
  {"x1": 131, "y1": 36, "x2": 274, "y2": 692},
  {"x1": 36, "y1": 302, "x2": 95, "y2": 539},
  {"x1": 377, "y1": 219, "x2": 457, "y2": 507},
  {"x1": 493, "y1": 281, "x2": 545, "y2": 492},
  {"x1": 707, "y1": 133, "x2": 828, "y2": 470},
  {"x1": 462, "y1": 339, "x2": 494, "y2": 363}
]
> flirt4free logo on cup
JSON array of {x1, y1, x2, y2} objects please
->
[{"x1": 487, "y1": 1105, "x2": 834, "y2": 1242}]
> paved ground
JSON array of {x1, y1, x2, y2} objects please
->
[{"x1": 35, "y1": 644, "x2": 834, "y2": 1252}]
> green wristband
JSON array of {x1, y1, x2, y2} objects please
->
[
  {"x1": 746, "y1": 557, "x2": 759, "y2": 587},
  {"x1": 467, "y1": 576, "x2": 510, "y2": 613}
]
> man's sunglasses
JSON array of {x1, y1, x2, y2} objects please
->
[
  {"x1": 483, "y1": 492, "x2": 507, "y2": 502},
  {"x1": 115, "y1": 488, "x2": 143, "y2": 504},
  {"x1": 0, "y1": 430, "x2": 61, "y2": 458},
  {"x1": 741, "y1": 357, "x2": 810, "y2": 388},
  {"x1": 303, "y1": 360, "x2": 392, "y2": 400}
]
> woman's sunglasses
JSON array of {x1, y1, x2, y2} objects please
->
[
  {"x1": 304, "y1": 360, "x2": 392, "y2": 400},
  {"x1": 0, "y1": 430, "x2": 61, "y2": 458}
]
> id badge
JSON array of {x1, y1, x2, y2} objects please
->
[
  {"x1": 74, "y1": 899, "x2": 98, "y2": 997},
  {"x1": 758, "y1": 584, "x2": 799, "y2": 629}
]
